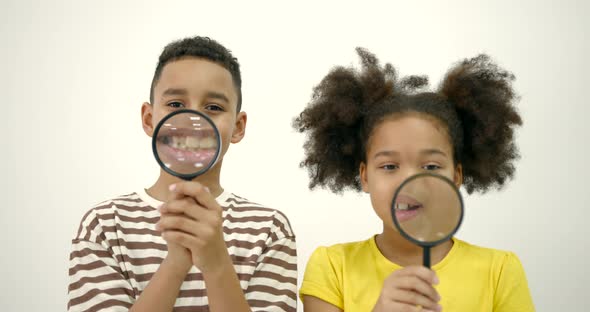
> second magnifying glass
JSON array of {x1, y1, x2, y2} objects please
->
[{"x1": 391, "y1": 173, "x2": 464, "y2": 268}]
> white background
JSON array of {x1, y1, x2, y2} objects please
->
[{"x1": 1, "y1": 0, "x2": 588, "y2": 311}]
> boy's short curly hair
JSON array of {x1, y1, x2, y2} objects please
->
[
  {"x1": 293, "y1": 48, "x2": 522, "y2": 194},
  {"x1": 150, "y1": 36, "x2": 242, "y2": 111}
]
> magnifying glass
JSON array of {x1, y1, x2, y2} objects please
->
[
  {"x1": 391, "y1": 173, "x2": 464, "y2": 268},
  {"x1": 152, "y1": 109, "x2": 221, "y2": 180}
]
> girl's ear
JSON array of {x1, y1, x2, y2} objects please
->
[
  {"x1": 360, "y1": 162, "x2": 369, "y2": 193},
  {"x1": 454, "y1": 164, "x2": 463, "y2": 188}
]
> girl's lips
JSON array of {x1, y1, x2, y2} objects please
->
[
  {"x1": 394, "y1": 194, "x2": 423, "y2": 222},
  {"x1": 395, "y1": 194, "x2": 421, "y2": 206},
  {"x1": 395, "y1": 207, "x2": 421, "y2": 222}
]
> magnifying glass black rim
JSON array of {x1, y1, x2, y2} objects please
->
[
  {"x1": 151, "y1": 109, "x2": 222, "y2": 181},
  {"x1": 391, "y1": 172, "x2": 464, "y2": 248}
]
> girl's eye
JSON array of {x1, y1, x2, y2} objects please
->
[
  {"x1": 423, "y1": 164, "x2": 441, "y2": 171},
  {"x1": 167, "y1": 101, "x2": 184, "y2": 108},
  {"x1": 381, "y1": 164, "x2": 399, "y2": 171}
]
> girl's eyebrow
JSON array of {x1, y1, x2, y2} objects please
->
[
  {"x1": 373, "y1": 149, "x2": 448, "y2": 160},
  {"x1": 373, "y1": 150, "x2": 399, "y2": 160},
  {"x1": 420, "y1": 149, "x2": 448, "y2": 157}
]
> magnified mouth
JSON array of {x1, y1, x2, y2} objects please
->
[
  {"x1": 157, "y1": 133, "x2": 218, "y2": 166},
  {"x1": 160, "y1": 135, "x2": 217, "y2": 150},
  {"x1": 394, "y1": 194, "x2": 423, "y2": 222}
]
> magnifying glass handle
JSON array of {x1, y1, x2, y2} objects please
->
[{"x1": 423, "y1": 246, "x2": 431, "y2": 268}]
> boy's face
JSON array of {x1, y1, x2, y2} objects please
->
[{"x1": 141, "y1": 57, "x2": 246, "y2": 173}]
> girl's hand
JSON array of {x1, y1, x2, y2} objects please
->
[{"x1": 372, "y1": 266, "x2": 442, "y2": 312}]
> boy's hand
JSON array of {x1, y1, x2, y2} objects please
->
[
  {"x1": 372, "y1": 266, "x2": 442, "y2": 312},
  {"x1": 161, "y1": 228, "x2": 193, "y2": 274},
  {"x1": 156, "y1": 182, "x2": 228, "y2": 273}
]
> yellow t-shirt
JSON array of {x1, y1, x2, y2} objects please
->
[{"x1": 300, "y1": 237, "x2": 534, "y2": 311}]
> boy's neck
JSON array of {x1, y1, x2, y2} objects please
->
[
  {"x1": 376, "y1": 226, "x2": 453, "y2": 267},
  {"x1": 146, "y1": 167, "x2": 224, "y2": 202}
]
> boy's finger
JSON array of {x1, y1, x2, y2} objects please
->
[
  {"x1": 157, "y1": 215, "x2": 199, "y2": 236},
  {"x1": 161, "y1": 230, "x2": 202, "y2": 250},
  {"x1": 169, "y1": 182, "x2": 220, "y2": 211},
  {"x1": 160, "y1": 198, "x2": 206, "y2": 220}
]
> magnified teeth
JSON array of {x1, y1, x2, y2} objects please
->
[
  {"x1": 166, "y1": 136, "x2": 216, "y2": 151},
  {"x1": 186, "y1": 136, "x2": 200, "y2": 149},
  {"x1": 171, "y1": 137, "x2": 183, "y2": 149},
  {"x1": 397, "y1": 203, "x2": 409, "y2": 211},
  {"x1": 200, "y1": 137, "x2": 216, "y2": 149},
  {"x1": 396, "y1": 203, "x2": 421, "y2": 211}
]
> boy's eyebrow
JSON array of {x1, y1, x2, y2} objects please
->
[
  {"x1": 161, "y1": 88, "x2": 188, "y2": 97},
  {"x1": 205, "y1": 91, "x2": 230, "y2": 103},
  {"x1": 161, "y1": 89, "x2": 230, "y2": 104}
]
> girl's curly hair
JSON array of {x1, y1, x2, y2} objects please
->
[{"x1": 293, "y1": 48, "x2": 521, "y2": 194}]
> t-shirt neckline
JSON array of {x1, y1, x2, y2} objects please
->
[
  {"x1": 370, "y1": 235, "x2": 461, "y2": 271},
  {"x1": 136, "y1": 188, "x2": 232, "y2": 208}
]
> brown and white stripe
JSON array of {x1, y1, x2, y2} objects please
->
[{"x1": 68, "y1": 190, "x2": 297, "y2": 312}]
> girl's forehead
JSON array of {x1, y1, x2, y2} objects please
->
[{"x1": 367, "y1": 115, "x2": 453, "y2": 155}]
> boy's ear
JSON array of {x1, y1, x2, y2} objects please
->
[
  {"x1": 454, "y1": 164, "x2": 463, "y2": 188},
  {"x1": 141, "y1": 102, "x2": 154, "y2": 137},
  {"x1": 359, "y1": 162, "x2": 369, "y2": 193},
  {"x1": 231, "y1": 111, "x2": 247, "y2": 144}
]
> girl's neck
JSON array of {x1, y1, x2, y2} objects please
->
[
  {"x1": 146, "y1": 166, "x2": 224, "y2": 202},
  {"x1": 375, "y1": 225, "x2": 453, "y2": 267}
]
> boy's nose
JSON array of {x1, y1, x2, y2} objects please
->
[
  {"x1": 184, "y1": 105, "x2": 208, "y2": 116},
  {"x1": 185, "y1": 103, "x2": 199, "y2": 110}
]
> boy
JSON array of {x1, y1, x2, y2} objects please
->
[{"x1": 68, "y1": 36, "x2": 297, "y2": 312}]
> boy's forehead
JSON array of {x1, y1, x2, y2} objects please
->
[{"x1": 154, "y1": 58, "x2": 238, "y2": 103}]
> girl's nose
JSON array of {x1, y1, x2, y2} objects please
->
[{"x1": 401, "y1": 168, "x2": 420, "y2": 181}]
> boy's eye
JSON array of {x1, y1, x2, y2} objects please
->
[
  {"x1": 167, "y1": 101, "x2": 185, "y2": 108},
  {"x1": 205, "y1": 104, "x2": 224, "y2": 112},
  {"x1": 423, "y1": 164, "x2": 441, "y2": 171}
]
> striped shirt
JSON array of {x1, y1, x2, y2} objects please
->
[{"x1": 68, "y1": 189, "x2": 297, "y2": 312}]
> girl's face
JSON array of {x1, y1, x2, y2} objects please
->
[{"x1": 360, "y1": 114, "x2": 463, "y2": 231}]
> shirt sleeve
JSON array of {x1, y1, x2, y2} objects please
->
[
  {"x1": 245, "y1": 211, "x2": 298, "y2": 312},
  {"x1": 299, "y1": 246, "x2": 344, "y2": 310},
  {"x1": 493, "y1": 252, "x2": 535, "y2": 312},
  {"x1": 68, "y1": 212, "x2": 135, "y2": 312}
]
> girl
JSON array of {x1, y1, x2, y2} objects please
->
[{"x1": 294, "y1": 48, "x2": 534, "y2": 311}]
